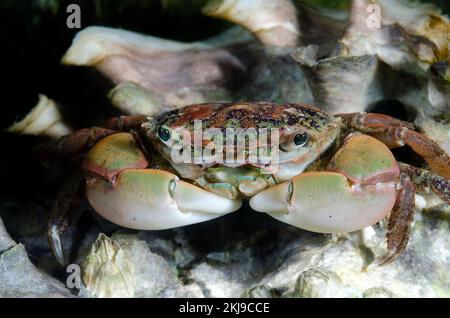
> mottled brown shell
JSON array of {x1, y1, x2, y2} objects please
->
[
  {"x1": 156, "y1": 102, "x2": 333, "y2": 133},
  {"x1": 148, "y1": 102, "x2": 341, "y2": 173}
]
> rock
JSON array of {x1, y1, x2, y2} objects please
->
[
  {"x1": 5, "y1": 198, "x2": 450, "y2": 298},
  {"x1": 415, "y1": 115, "x2": 450, "y2": 154},
  {"x1": 69, "y1": 200, "x2": 450, "y2": 298},
  {"x1": 189, "y1": 263, "x2": 247, "y2": 298},
  {"x1": 0, "y1": 217, "x2": 15, "y2": 253},
  {"x1": 1, "y1": 216, "x2": 72, "y2": 298},
  {"x1": 250, "y1": 209, "x2": 450, "y2": 298},
  {"x1": 0, "y1": 200, "x2": 104, "y2": 276},
  {"x1": 0, "y1": 243, "x2": 72, "y2": 298},
  {"x1": 241, "y1": 285, "x2": 272, "y2": 298},
  {"x1": 294, "y1": 53, "x2": 380, "y2": 113}
]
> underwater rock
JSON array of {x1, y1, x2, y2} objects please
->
[
  {"x1": 111, "y1": 233, "x2": 179, "y2": 297},
  {"x1": 203, "y1": 0, "x2": 300, "y2": 48},
  {"x1": 340, "y1": 0, "x2": 449, "y2": 65},
  {"x1": 293, "y1": 51, "x2": 380, "y2": 113},
  {"x1": 249, "y1": 209, "x2": 450, "y2": 297},
  {"x1": 188, "y1": 261, "x2": 256, "y2": 298},
  {"x1": 108, "y1": 82, "x2": 170, "y2": 116},
  {"x1": 59, "y1": 0, "x2": 447, "y2": 119},
  {"x1": 62, "y1": 26, "x2": 313, "y2": 114},
  {"x1": 241, "y1": 285, "x2": 272, "y2": 298},
  {"x1": 73, "y1": 202, "x2": 450, "y2": 298},
  {"x1": 62, "y1": 26, "x2": 251, "y2": 113},
  {"x1": 333, "y1": 0, "x2": 449, "y2": 116},
  {"x1": 338, "y1": 0, "x2": 449, "y2": 70},
  {"x1": 0, "y1": 223, "x2": 72, "y2": 298},
  {"x1": 0, "y1": 217, "x2": 15, "y2": 253},
  {"x1": 293, "y1": 45, "x2": 446, "y2": 116},
  {"x1": 291, "y1": 0, "x2": 449, "y2": 116},
  {"x1": 427, "y1": 62, "x2": 450, "y2": 117},
  {"x1": 415, "y1": 115, "x2": 450, "y2": 153}
]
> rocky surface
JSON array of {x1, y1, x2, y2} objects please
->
[
  {"x1": 0, "y1": 218, "x2": 15, "y2": 253},
  {"x1": 0, "y1": 217, "x2": 72, "y2": 298},
  {"x1": 2, "y1": 196, "x2": 449, "y2": 298},
  {"x1": 85, "y1": 202, "x2": 450, "y2": 298}
]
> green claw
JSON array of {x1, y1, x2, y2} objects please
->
[
  {"x1": 82, "y1": 133, "x2": 148, "y2": 180},
  {"x1": 328, "y1": 134, "x2": 400, "y2": 185}
]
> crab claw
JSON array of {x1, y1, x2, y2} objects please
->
[
  {"x1": 86, "y1": 169, "x2": 241, "y2": 230},
  {"x1": 250, "y1": 171, "x2": 397, "y2": 233},
  {"x1": 251, "y1": 135, "x2": 399, "y2": 233},
  {"x1": 47, "y1": 132, "x2": 241, "y2": 266},
  {"x1": 81, "y1": 132, "x2": 241, "y2": 228}
]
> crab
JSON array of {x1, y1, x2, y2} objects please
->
[{"x1": 41, "y1": 102, "x2": 450, "y2": 267}]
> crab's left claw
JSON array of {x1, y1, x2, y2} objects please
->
[
  {"x1": 251, "y1": 134, "x2": 424, "y2": 265},
  {"x1": 250, "y1": 171, "x2": 397, "y2": 233},
  {"x1": 339, "y1": 112, "x2": 450, "y2": 179}
]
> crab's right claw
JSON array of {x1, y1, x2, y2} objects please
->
[
  {"x1": 250, "y1": 172, "x2": 397, "y2": 233},
  {"x1": 86, "y1": 169, "x2": 242, "y2": 230},
  {"x1": 83, "y1": 132, "x2": 241, "y2": 229}
]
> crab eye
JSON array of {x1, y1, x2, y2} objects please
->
[
  {"x1": 294, "y1": 132, "x2": 308, "y2": 146},
  {"x1": 279, "y1": 131, "x2": 309, "y2": 152},
  {"x1": 158, "y1": 126, "x2": 171, "y2": 142}
]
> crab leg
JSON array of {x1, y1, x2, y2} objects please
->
[
  {"x1": 103, "y1": 114, "x2": 148, "y2": 131},
  {"x1": 375, "y1": 173, "x2": 415, "y2": 266},
  {"x1": 399, "y1": 162, "x2": 449, "y2": 205},
  {"x1": 34, "y1": 127, "x2": 117, "y2": 159},
  {"x1": 34, "y1": 115, "x2": 149, "y2": 160},
  {"x1": 83, "y1": 133, "x2": 241, "y2": 229},
  {"x1": 250, "y1": 135, "x2": 399, "y2": 233},
  {"x1": 339, "y1": 112, "x2": 450, "y2": 179},
  {"x1": 48, "y1": 170, "x2": 84, "y2": 266}
]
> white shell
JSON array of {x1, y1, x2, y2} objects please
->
[{"x1": 82, "y1": 234, "x2": 135, "y2": 298}]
